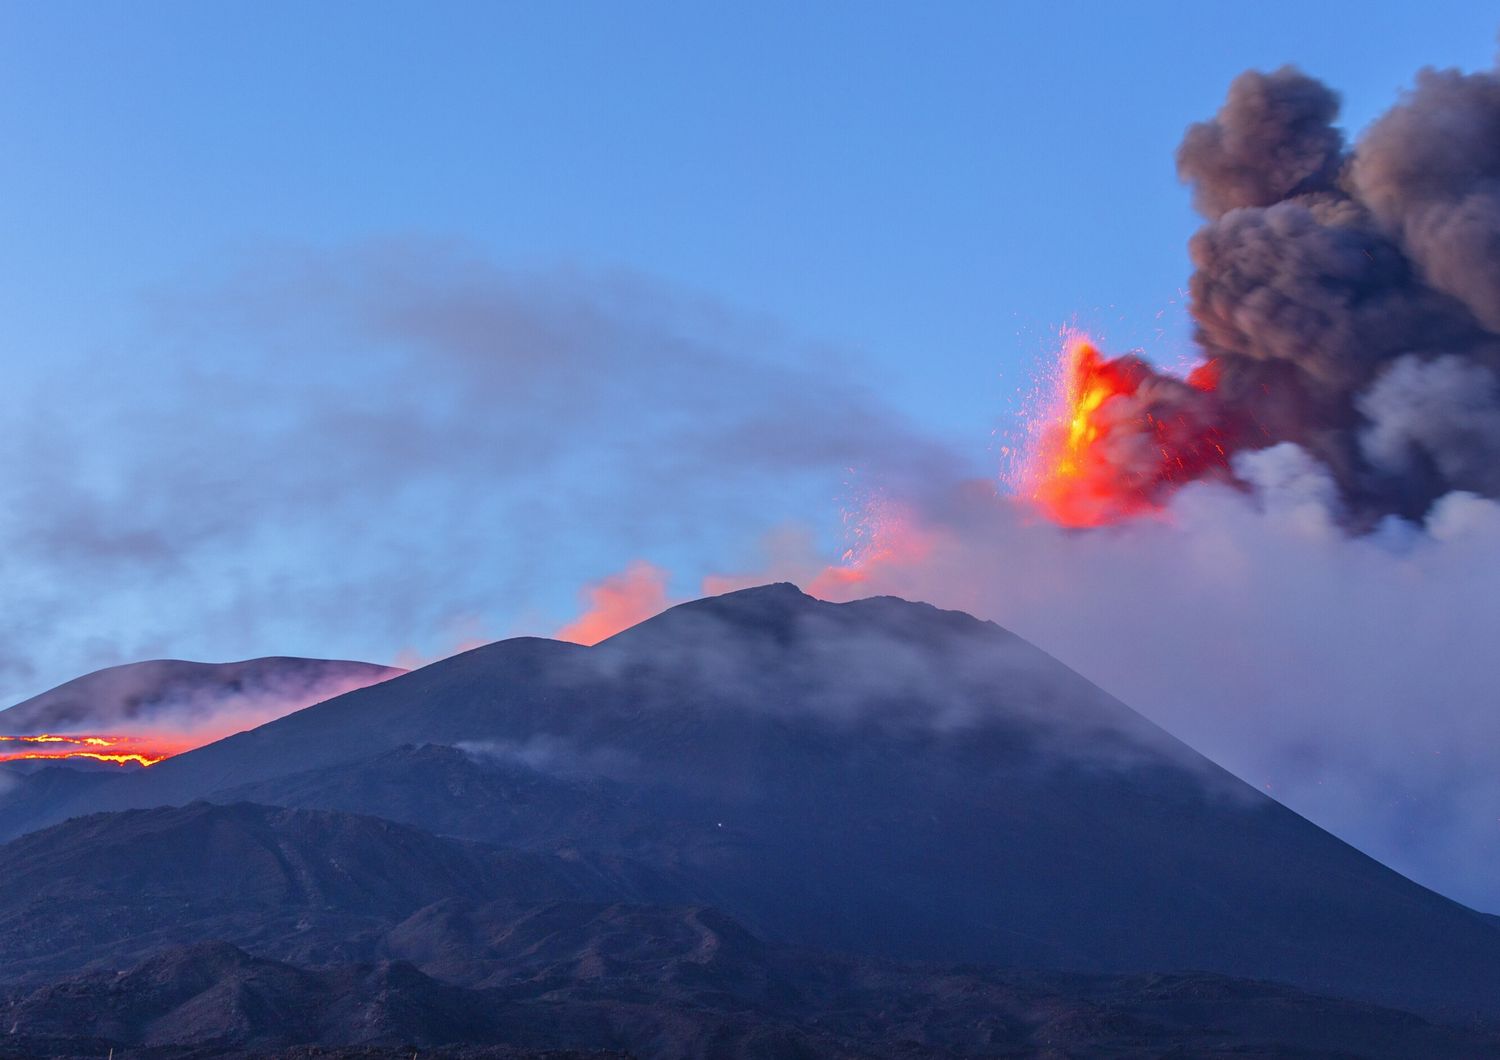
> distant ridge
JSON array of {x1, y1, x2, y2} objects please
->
[{"x1": 0, "y1": 655, "x2": 404, "y2": 734}]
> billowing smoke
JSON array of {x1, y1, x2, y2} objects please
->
[{"x1": 1063, "y1": 63, "x2": 1500, "y2": 524}]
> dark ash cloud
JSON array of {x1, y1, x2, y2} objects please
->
[
  {"x1": 1078, "y1": 58, "x2": 1500, "y2": 524},
  {"x1": 1176, "y1": 67, "x2": 1344, "y2": 219}
]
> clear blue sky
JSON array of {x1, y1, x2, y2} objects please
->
[{"x1": 1, "y1": 1, "x2": 1497, "y2": 687}]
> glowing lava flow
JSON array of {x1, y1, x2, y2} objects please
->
[
  {"x1": 0, "y1": 733, "x2": 184, "y2": 767},
  {"x1": 1013, "y1": 333, "x2": 1229, "y2": 527}
]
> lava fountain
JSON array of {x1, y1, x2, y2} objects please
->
[{"x1": 1014, "y1": 333, "x2": 1230, "y2": 527}]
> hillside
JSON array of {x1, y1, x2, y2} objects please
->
[{"x1": 4, "y1": 585, "x2": 1499, "y2": 1020}]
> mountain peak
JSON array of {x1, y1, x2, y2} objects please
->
[
  {"x1": 671, "y1": 581, "x2": 814, "y2": 614},
  {"x1": 715, "y1": 581, "x2": 810, "y2": 600},
  {"x1": 592, "y1": 581, "x2": 819, "y2": 649},
  {"x1": 597, "y1": 581, "x2": 1005, "y2": 659}
]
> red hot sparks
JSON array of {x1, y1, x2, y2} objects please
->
[{"x1": 1017, "y1": 335, "x2": 1231, "y2": 527}]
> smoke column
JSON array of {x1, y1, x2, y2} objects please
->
[{"x1": 1035, "y1": 63, "x2": 1500, "y2": 526}]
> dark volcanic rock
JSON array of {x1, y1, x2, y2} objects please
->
[
  {"x1": 2, "y1": 931, "x2": 1495, "y2": 1060},
  {"x1": 0, "y1": 802, "x2": 678, "y2": 984},
  {"x1": 0, "y1": 942, "x2": 569, "y2": 1052},
  {"x1": 213, "y1": 742, "x2": 736, "y2": 872},
  {"x1": 0, "y1": 794, "x2": 1494, "y2": 1057},
  {"x1": 0, "y1": 1048, "x2": 617, "y2": 1060}
]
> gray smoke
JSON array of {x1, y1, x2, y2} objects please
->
[
  {"x1": 1359, "y1": 355, "x2": 1500, "y2": 495},
  {"x1": 1176, "y1": 67, "x2": 1344, "y2": 219},
  {"x1": 1351, "y1": 68, "x2": 1500, "y2": 333},
  {"x1": 1080, "y1": 59, "x2": 1500, "y2": 524},
  {"x1": 1, "y1": 243, "x2": 961, "y2": 697}
]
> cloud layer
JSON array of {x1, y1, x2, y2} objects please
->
[
  {"x1": 1, "y1": 242, "x2": 958, "y2": 698},
  {"x1": 1048, "y1": 62, "x2": 1500, "y2": 525}
]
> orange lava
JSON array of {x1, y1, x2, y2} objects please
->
[
  {"x1": 1, "y1": 751, "x2": 169, "y2": 767},
  {"x1": 0, "y1": 733, "x2": 188, "y2": 768},
  {"x1": 1021, "y1": 338, "x2": 1148, "y2": 527},
  {"x1": 1186, "y1": 357, "x2": 1220, "y2": 392},
  {"x1": 1014, "y1": 334, "x2": 1229, "y2": 528}
]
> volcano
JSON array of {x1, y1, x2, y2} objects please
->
[{"x1": 3, "y1": 585, "x2": 1499, "y2": 1043}]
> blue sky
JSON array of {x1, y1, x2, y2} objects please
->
[{"x1": 2, "y1": 2, "x2": 1498, "y2": 689}]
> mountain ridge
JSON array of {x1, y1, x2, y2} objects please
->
[
  {"x1": 3, "y1": 584, "x2": 1499, "y2": 1021},
  {"x1": 0, "y1": 656, "x2": 405, "y2": 778}
]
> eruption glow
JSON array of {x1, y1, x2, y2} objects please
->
[
  {"x1": 556, "y1": 560, "x2": 671, "y2": 645},
  {"x1": 0, "y1": 733, "x2": 186, "y2": 768},
  {"x1": 1014, "y1": 332, "x2": 1229, "y2": 527}
]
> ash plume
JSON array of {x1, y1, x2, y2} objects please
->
[{"x1": 1077, "y1": 61, "x2": 1500, "y2": 523}]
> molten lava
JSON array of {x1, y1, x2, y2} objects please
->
[
  {"x1": 0, "y1": 733, "x2": 185, "y2": 768},
  {"x1": 1016, "y1": 334, "x2": 1231, "y2": 527}
]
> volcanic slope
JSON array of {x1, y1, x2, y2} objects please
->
[
  {"x1": 0, "y1": 800, "x2": 681, "y2": 985},
  {"x1": 7, "y1": 584, "x2": 1500, "y2": 1017}
]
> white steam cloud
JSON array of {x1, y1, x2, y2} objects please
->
[{"x1": 693, "y1": 451, "x2": 1500, "y2": 911}]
